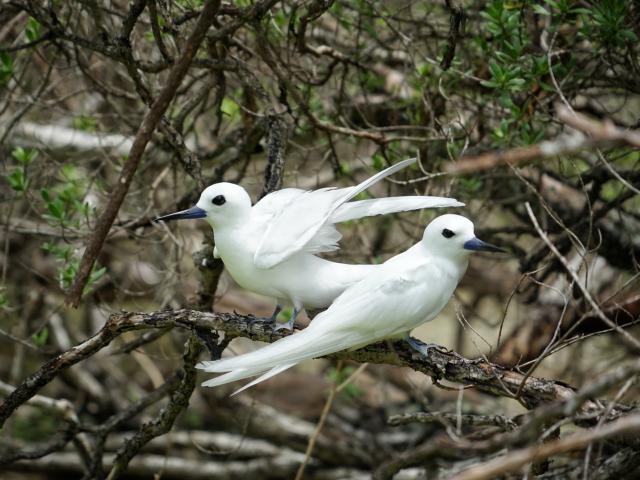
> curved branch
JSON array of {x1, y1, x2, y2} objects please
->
[{"x1": 0, "y1": 308, "x2": 610, "y2": 429}]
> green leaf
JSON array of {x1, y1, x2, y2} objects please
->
[
  {"x1": 12, "y1": 146, "x2": 38, "y2": 165},
  {"x1": 337, "y1": 162, "x2": 351, "y2": 176},
  {"x1": 0, "y1": 52, "x2": 13, "y2": 85},
  {"x1": 7, "y1": 169, "x2": 27, "y2": 192},
  {"x1": 220, "y1": 97, "x2": 240, "y2": 120},
  {"x1": 47, "y1": 199, "x2": 65, "y2": 220},
  {"x1": 532, "y1": 4, "x2": 550, "y2": 15},
  {"x1": 621, "y1": 29, "x2": 638, "y2": 42},
  {"x1": 26, "y1": 17, "x2": 41, "y2": 42},
  {"x1": 32, "y1": 327, "x2": 49, "y2": 346},
  {"x1": 73, "y1": 115, "x2": 97, "y2": 132},
  {"x1": 459, "y1": 177, "x2": 483, "y2": 194},
  {"x1": 480, "y1": 79, "x2": 499, "y2": 88},
  {"x1": 83, "y1": 265, "x2": 107, "y2": 295},
  {"x1": 372, "y1": 153, "x2": 385, "y2": 171}
]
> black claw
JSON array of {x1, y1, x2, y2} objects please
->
[{"x1": 247, "y1": 315, "x2": 275, "y2": 330}]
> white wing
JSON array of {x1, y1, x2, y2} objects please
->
[
  {"x1": 249, "y1": 188, "x2": 306, "y2": 230},
  {"x1": 253, "y1": 158, "x2": 418, "y2": 269},
  {"x1": 331, "y1": 196, "x2": 464, "y2": 223}
]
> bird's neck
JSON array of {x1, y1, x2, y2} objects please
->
[
  {"x1": 415, "y1": 242, "x2": 469, "y2": 281},
  {"x1": 206, "y1": 213, "x2": 248, "y2": 232}
]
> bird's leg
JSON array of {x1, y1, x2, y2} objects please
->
[
  {"x1": 273, "y1": 307, "x2": 300, "y2": 332},
  {"x1": 269, "y1": 304, "x2": 283, "y2": 323},
  {"x1": 405, "y1": 337, "x2": 449, "y2": 356},
  {"x1": 248, "y1": 305, "x2": 281, "y2": 329}
]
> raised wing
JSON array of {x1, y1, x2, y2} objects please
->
[
  {"x1": 331, "y1": 196, "x2": 464, "y2": 223},
  {"x1": 249, "y1": 188, "x2": 305, "y2": 228},
  {"x1": 253, "y1": 158, "x2": 417, "y2": 269}
]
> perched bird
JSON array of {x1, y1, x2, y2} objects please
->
[
  {"x1": 197, "y1": 214, "x2": 504, "y2": 394},
  {"x1": 155, "y1": 158, "x2": 463, "y2": 329}
]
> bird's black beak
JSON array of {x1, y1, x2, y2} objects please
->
[
  {"x1": 463, "y1": 237, "x2": 506, "y2": 253},
  {"x1": 154, "y1": 206, "x2": 207, "y2": 222}
]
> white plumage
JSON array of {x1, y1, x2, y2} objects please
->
[
  {"x1": 197, "y1": 214, "x2": 504, "y2": 394},
  {"x1": 156, "y1": 158, "x2": 463, "y2": 325}
]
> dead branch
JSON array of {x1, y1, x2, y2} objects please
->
[
  {"x1": 106, "y1": 335, "x2": 203, "y2": 479},
  {"x1": 1, "y1": 307, "x2": 629, "y2": 432},
  {"x1": 64, "y1": 0, "x2": 224, "y2": 307},
  {"x1": 8, "y1": 451, "x2": 321, "y2": 480},
  {"x1": 449, "y1": 413, "x2": 640, "y2": 480},
  {"x1": 375, "y1": 359, "x2": 640, "y2": 479},
  {"x1": 388, "y1": 412, "x2": 517, "y2": 430},
  {"x1": 525, "y1": 202, "x2": 640, "y2": 351},
  {"x1": 446, "y1": 107, "x2": 640, "y2": 175}
]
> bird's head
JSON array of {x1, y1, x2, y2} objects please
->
[
  {"x1": 422, "y1": 214, "x2": 505, "y2": 260},
  {"x1": 155, "y1": 182, "x2": 252, "y2": 229}
]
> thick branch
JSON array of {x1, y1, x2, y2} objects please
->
[
  {"x1": 259, "y1": 114, "x2": 289, "y2": 199},
  {"x1": 0, "y1": 308, "x2": 611, "y2": 429}
]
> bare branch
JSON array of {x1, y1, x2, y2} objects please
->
[
  {"x1": 446, "y1": 108, "x2": 640, "y2": 175},
  {"x1": 106, "y1": 335, "x2": 203, "y2": 479},
  {"x1": 64, "y1": 0, "x2": 223, "y2": 307},
  {"x1": 449, "y1": 413, "x2": 640, "y2": 480},
  {"x1": 2, "y1": 308, "x2": 625, "y2": 430},
  {"x1": 525, "y1": 202, "x2": 640, "y2": 351}
]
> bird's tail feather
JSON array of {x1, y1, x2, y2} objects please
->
[
  {"x1": 230, "y1": 363, "x2": 296, "y2": 395},
  {"x1": 331, "y1": 196, "x2": 464, "y2": 223},
  {"x1": 198, "y1": 327, "x2": 368, "y2": 383},
  {"x1": 197, "y1": 328, "x2": 318, "y2": 373},
  {"x1": 201, "y1": 365, "x2": 266, "y2": 388}
]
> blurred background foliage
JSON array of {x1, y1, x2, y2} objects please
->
[{"x1": 1, "y1": 0, "x2": 639, "y2": 478}]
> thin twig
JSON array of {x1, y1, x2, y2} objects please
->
[
  {"x1": 525, "y1": 202, "x2": 640, "y2": 351},
  {"x1": 295, "y1": 361, "x2": 343, "y2": 480},
  {"x1": 65, "y1": 0, "x2": 223, "y2": 307}
]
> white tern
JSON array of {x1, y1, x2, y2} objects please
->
[
  {"x1": 196, "y1": 214, "x2": 504, "y2": 394},
  {"x1": 156, "y1": 158, "x2": 463, "y2": 329}
]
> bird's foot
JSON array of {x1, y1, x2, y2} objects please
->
[
  {"x1": 405, "y1": 337, "x2": 450, "y2": 357},
  {"x1": 247, "y1": 313, "x2": 276, "y2": 330},
  {"x1": 273, "y1": 318, "x2": 295, "y2": 332},
  {"x1": 272, "y1": 308, "x2": 300, "y2": 333}
]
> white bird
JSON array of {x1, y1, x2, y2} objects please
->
[
  {"x1": 196, "y1": 214, "x2": 504, "y2": 394},
  {"x1": 156, "y1": 158, "x2": 463, "y2": 329}
]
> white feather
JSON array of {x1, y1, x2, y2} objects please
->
[
  {"x1": 171, "y1": 159, "x2": 464, "y2": 315},
  {"x1": 230, "y1": 364, "x2": 296, "y2": 395},
  {"x1": 253, "y1": 158, "x2": 418, "y2": 269},
  {"x1": 197, "y1": 214, "x2": 484, "y2": 393},
  {"x1": 331, "y1": 196, "x2": 465, "y2": 223}
]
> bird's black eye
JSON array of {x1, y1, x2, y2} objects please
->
[
  {"x1": 442, "y1": 228, "x2": 455, "y2": 239},
  {"x1": 212, "y1": 195, "x2": 226, "y2": 206}
]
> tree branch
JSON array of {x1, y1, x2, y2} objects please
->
[
  {"x1": 446, "y1": 106, "x2": 640, "y2": 175},
  {"x1": 449, "y1": 413, "x2": 640, "y2": 480},
  {"x1": 106, "y1": 335, "x2": 203, "y2": 479},
  {"x1": 1, "y1": 308, "x2": 621, "y2": 430},
  {"x1": 64, "y1": 0, "x2": 223, "y2": 307}
]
